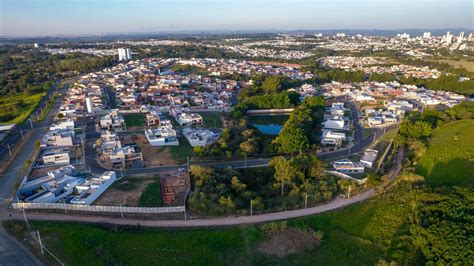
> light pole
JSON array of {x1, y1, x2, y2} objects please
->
[{"x1": 7, "y1": 143, "x2": 12, "y2": 157}]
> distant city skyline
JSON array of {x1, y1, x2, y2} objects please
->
[{"x1": 0, "y1": 0, "x2": 473, "y2": 37}]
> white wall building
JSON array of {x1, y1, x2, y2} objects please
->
[
  {"x1": 183, "y1": 128, "x2": 220, "y2": 147},
  {"x1": 70, "y1": 171, "x2": 117, "y2": 205},
  {"x1": 118, "y1": 48, "x2": 132, "y2": 61},
  {"x1": 42, "y1": 148, "x2": 70, "y2": 166},
  {"x1": 360, "y1": 149, "x2": 378, "y2": 168},
  {"x1": 145, "y1": 127, "x2": 179, "y2": 146}
]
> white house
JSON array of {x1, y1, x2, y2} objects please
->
[
  {"x1": 360, "y1": 149, "x2": 378, "y2": 168},
  {"x1": 321, "y1": 130, "x2": 346, "y2": 147},
  {"x1": 42, "y1": 148, "x2": 70, "y2": 166},
  {"x1": 183, "y1": 128, "x2": 220, "y2": 147},
  {"x1": 70, "y1": 171, "x2": 117, "y2": 205},
  {"x1": 40, "y1": 129, "x2": 74, "y2": 148},
  {"x1": 176, "y1": 112, "x2": 203, "y2": 127},
  {"x1": 145, "y1": 127, "x2": 179, "y2": 146},
  {"x1": 332, "y1": 159, "x2": 365, "y2": 174},
  {"x1": 324, "y1": 116, "x2": 346, "y2": 130}
]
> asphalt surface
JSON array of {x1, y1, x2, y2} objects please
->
[{"x1": 0, "y1": 82, "x2": 72, "y2": 265}]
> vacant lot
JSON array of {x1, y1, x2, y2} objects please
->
[
  {"x1": 138, "y1": 180, "x2": 162, "y2": 207},
  {"x1": 124, "y1": 113, "x2": 145, "y2": 128},
  {"x1": 198, "y1": 112, "x2": 223, "y2": 128},
  {"x1": 94, "y1": 176, "x2": 160, "y2": 207},
  {"x1": 433, "y1": 59, "x2": 474, "y2": 72},
  {"x1": 416, "y1": 120, "x2": 474, "y2": 186}
]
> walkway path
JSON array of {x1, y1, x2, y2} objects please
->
[{"x1": 12, "y1": 189, "x2": 375, "y2": 227}]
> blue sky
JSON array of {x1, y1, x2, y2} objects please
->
[{"x1": 0, "y1": 0, "x2": 472, "y2": 36}]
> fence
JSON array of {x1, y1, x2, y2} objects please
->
[{"x1": 12, "y1": 202, "x2": 185, "y2": 214}]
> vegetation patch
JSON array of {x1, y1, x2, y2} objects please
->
[
  {"x1": 198, "y1": 112, "x2": 223, "y2": 128},
  {"x1": 257, "y1": 222, "x2": 322, "y2": 257},
  {"x1": 138, "y1": 180, "x2": 162, "y2": 207},
  {"x1": 416, "y1": 120, "x2": 474, "y2": 186},
  {"x1": 124, "y1": 113, "x2": 145, "y2": 128}
]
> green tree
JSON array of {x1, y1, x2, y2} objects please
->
[{"x1": 270, "y1": 156, "x2": 297, "y2": 196}]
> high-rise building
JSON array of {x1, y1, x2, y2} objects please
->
[
  {"x1": 117, "y1": 48, "x2": 132, "y2": 61},
  {"x1": 86, "y1": 97, "x2": 93, "y2": 113},
  {"x1": 457, "y1": 32, "x2": 465, "y2": 44},
  {"x1": 422, "y1": 32, "x2": 431, "y2": 38},
  {"x1": 33, "y1": 43, "x2": 39, "y2": 48},
  {"x1": 443, "y1": 32, "x2": 453, "y2": 44},
  {"x1": 468, "y1": 33, "x2": 473, "y2": 42}
]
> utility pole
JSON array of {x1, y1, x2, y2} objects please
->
[
  {"x1": 120, "y1": 205, "x2": 124, "y2": 219},
  {"x1": 29, "y1": 118, "x2": 33, "y2": 129},
  {"x1": 7, "y1": 143, "x2": 12, "y2": 157},
  {"x1": 20, "y1": 129, "x2": 24, "y2": 140},
  {"x1": 250, "y1": 200, "x2": 253, "y2": 216},
  {"x1": 22, "y1": 207, "x2": 30, "y2": 228},
  {"x1": 373, "y1": 132, "x2": 376, "y2": 143},
  {"x1": 304, "y1": 194, "x2": 308, "y2": 209},
  {"x1": 37, "y1": 231, "x2": 44, "y2": 255}
]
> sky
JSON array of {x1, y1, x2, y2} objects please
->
[{"x1": 0, "y1": 0, "x2": 473, "y2": 37}]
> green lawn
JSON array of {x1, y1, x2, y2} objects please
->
[
  {"x1": 199, "y1": 112, "x2": 223, "y2": 128},
  {"x1": 167, "y1": 137, "x2": 194, "y2": 164},
  {"x1": 138, "y1": 180, "x2": 162, "y2": 207},
  {"x1": 0, "y1": 92, "x2": 46, "y2": 125},
  {"x1": 124, "y1": 113, "x2": 145, "y2": 128},
  {"x1": 416, "y1": 120, "x2": 474, "y2": 186},
  {"x1": 5, "y1": 184, "x2": 418, "y2": 265}
]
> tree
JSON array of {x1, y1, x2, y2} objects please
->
[
  {"x1": 262, "y1": 76, "x2": 283, "y2": 93},
  {"x1": 270, "y1": 156, "x2": 297, "y2": 196},
  {"x1": 218, "y1": 196, "x2": 235, "y2": 209},
  {"x1": 240, "y1": 139, "x2": 257, "y2": 154},
  {"x1": 231, "y1": 176, "x2": 247, "y2": 192}
]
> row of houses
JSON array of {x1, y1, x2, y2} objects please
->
[
  {"x1": 17, "y1": 165, "x2": 116, "y2": 206},
  {"x1": 321, "y1": 102, "x2": 350, "y2": 148}
]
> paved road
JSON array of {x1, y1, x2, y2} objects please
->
[{"x1": 0, "y1": 82, "x2": 73, "y2": 265}]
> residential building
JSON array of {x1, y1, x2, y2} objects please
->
[
  {"x1": 117, "y1": 48, "x2": 132, "y2": 61},
  {"x1": 360, "y1": 149, "x2": 378, "y2": 168},
  {"x1": 182, "y1": 128, "x2": 220, "y2": 147},
  {"x1": 176, "y1": 112, "x2": 203, "y2": 127},
  {"x1": 70, "y1": 171, "x2": 117, "y2": 205},
  {"x1": 332, "y1": 159, "x2": 365, "y2": 174},
  {"x1": 145, "y1": 127, "x2": 179, "y2": 146},
  {"x1": 42, "y1": 148, "x2": 70, "y2": 166}
]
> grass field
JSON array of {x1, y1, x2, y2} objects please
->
[
  {"x1": 138, "y1": 180, "x2": 162, "y2": 207},
  {"x1": 416, "y1": 120, "x2": 474, "y2": 186},
  {"x1": 432, "y1": 59, "x2": 474, "y2": 72},
  {"x1": 6, "y1": 185, "x2": 418, "y2": 265},
  {"x1": 124, "y1": 113, "x2": 145, "y2": 127},
  {"x1": 0, "y1": 92, "x2": 46, "y2": 125},
  {"x1": 166, "y1": 137, "x2": 194, "y2": 164},
  {"x1": 199, "y1": 112, "x2": 223, "y2": 128}
]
